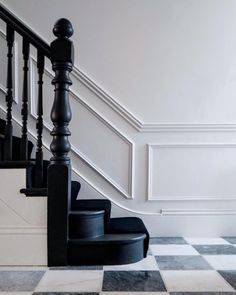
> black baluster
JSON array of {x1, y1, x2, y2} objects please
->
[
  {"x1": 47, "y1": 18, "x2": 74, "y2": 266},
  {"x1": 4, "y1": 24, "x2": 14, "y2": 160},
  {"x1": 35, "y1": 50, "x2": 45, "y2": 187},
  {"x1": 20, "y1": 38, "x2": 29, "y2": 160}
]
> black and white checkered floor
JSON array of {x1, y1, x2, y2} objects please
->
[{"x1": 1, "y1": 237, "x2": 236, "y2": 294}]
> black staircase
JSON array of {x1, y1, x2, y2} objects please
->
[{"x1": 0, "y1": 4, "x2": 149, "y2": 266}]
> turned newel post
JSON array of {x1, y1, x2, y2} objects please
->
[{"x1": 47, "y1": 18, "x2": 74, "y2": 266}]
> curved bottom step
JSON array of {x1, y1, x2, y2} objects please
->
[{"x1": 68, "y1": 233, "x2": 146, "y2": 265}]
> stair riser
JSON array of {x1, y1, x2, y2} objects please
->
[
  {"x1": 69, "y1": 214, "x2": 104, "y2": 239},
  {"x1": 68, "y1": 240, "x2": 144, "y2": 265}
]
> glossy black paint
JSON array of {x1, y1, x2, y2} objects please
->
[
  {"x1": 35, "y1": 50, "x2": 45, "y2": 188},
  {"x1": 69, "y1": 210, "x2": 105, "y2": 239},
  {"x1": 0, "y1": 5, "x2": 150, "y2": 267},
  {"x1": 20, "y1": 38, "x2": 29, "y2": 160},
  {"x1": 47, "y1": 18, "x2": 74, "y2": 266},
  {"x1": 4, "y1": 24, "x2": 14, "y2": 160}
]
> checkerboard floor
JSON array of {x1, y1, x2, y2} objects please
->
[{"x1": 1, "y1": 237, "x2": 236, "y2": 294}]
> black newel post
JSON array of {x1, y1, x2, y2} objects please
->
[{"x1": 47, "y1": 19, "x2": 74, "y2": 266}]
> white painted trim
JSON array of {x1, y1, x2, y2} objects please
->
[
  {"x1": 147, "y1": 143, "x2": 236, "y2": 201},
  {"x1": 0, "y1": 28, "x2": 19, "y2": 104},
  {"x1": 161, "y1": 209, "x2": 236, "y2": 215},
  {"x1": 0, "y1": 227, "x2": 47, "y2": 234},
  {"x1": 72, "y1": 67, "x2": 143, "y2": 131},
  {"x1": 72, "y1": 68, "x2": 236, "y2": 133},
  {"x1": 29, "y1": 56, "x2": 134, "y2": 199},
  {"x1": 0, "y1": 106, "x2": 162, "y2": 216},
  {"x1": 1, "y1": 12, "x2": 236, "y2": 133},
  {"x1": 141, "y1": 123, "x2": 236, "y2": 132}
]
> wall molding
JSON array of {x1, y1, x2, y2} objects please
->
[
  {"x1": 147, "y1": 143, "x2": 236, "y2": 201},
  {"x1": 73, "y1": 68, "x2": 236, "y2": 133},
  {"x1": 1, "y1": 13, "x2": 236, "y2": 133},
  {"x1": 141, "y1": 123, "x2": 236, "y2": 133},
  {"x1": 0, "y1": 106, "x2": 163, "y2": 216},
  {"x1": 161, "y1": 209, "x2": 236, "y2": 215},
  {"x1": 29, "y1": 56, "x2": 134, "y2": 199},
  {"x1": 72, "y1": 67, "x2": 143, "y2": 131},
  {"x1": 0, "y1": 28, "x2": 19, "y2": 104},
  {"x1": 0, "y1": 227, "x2": 47, "y2": 234}
]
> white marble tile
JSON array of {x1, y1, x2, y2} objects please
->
[
  {"x1": 101, "y1": 292, "x2": 169, "y2": 295},
  {"x1": 103, "y1": 255, "x2": 158, "y2": 271},
  {"x1": 204, "y1": 255, "x2": 236, "y2": 270},
  {"x1": 0, "y1": 266, "x2": 48, "y2": 271},
  {"x1": 161, "y1": 270, "x2": 234, "y2": 292},
  {"x1": 150, "y1": 245, "x2": 198, "y2": 256},
  {"x1": 35, "y1": 270, "x2": 103, "y2": 292},
  {"x1": 185, "y1": 237, "x2": 230, "y2": 245}
]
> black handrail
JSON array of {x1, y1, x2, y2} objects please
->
[{"x1": 0, "y1": 4, "x2": 50, "y2": 58}]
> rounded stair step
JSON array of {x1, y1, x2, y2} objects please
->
[
  {"x1": 69, "y1": 210, "x2": 105, "y2": 239},
  {"x1": 68, "y1": 233, "x2": 146, "y2": 265}
]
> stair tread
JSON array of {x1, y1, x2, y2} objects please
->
[
  {"x1": 0, "y1": 160, "x2": 36, "y2": 168},
  {"x1": 69, "y1": 210, "x2": 105, "y2": 216},
  {"x1": 20, "y1": 187, "x2": 47, "y2": 196},
  {"x1": 69, "y1": 233, "x2": 146, "y2": 244}
]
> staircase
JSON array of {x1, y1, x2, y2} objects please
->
[{"x1": 0, "y1": 4, "x2": 149, "y2": 266}]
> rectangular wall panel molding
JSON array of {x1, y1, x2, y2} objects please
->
[{"x1": 148, "y1": 143, "x2": 236, "y2": 201}]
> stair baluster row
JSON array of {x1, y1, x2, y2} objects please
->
[
  {"x1": 0, "y1": 4, "x2": 150, "y2": 267},
  {"x1": 35, "y1": 50, "x2": 44, "y2": 188},
  {"x1": 4, "y1": 24, "x2": 14, "y2": 160},
  {"x1": 20, "y1": 38, "x2": 29, "y2": 160}
]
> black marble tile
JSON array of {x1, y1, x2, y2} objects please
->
[
  {"x1": 150, "y1": 237, "x2": 187, "y2": 244},
  {"x1": 0, "y1": 271, "x2": 45, "y2": 291},
  {"x1": 218, "y1": 270, "x2": 236, "y2": 290},
  {"x1": 171, "y1": 293, "x2": 236, "y2": 295},
  {"x1": 222, "y1": 237, "x2": 236, "y2": 244},
  {"x1": 156, "y1": 255, "x2": 212, "y2": 270},
  {"x1": 193, "y1": 245, "x2": 236, "y2": 255},
  {"x1": 102, "y1": 270, "x2": 166, "y2": 291}
]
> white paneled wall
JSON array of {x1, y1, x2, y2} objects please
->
[
  {"x1": 0, "y1": 170, "x2": 47, "y2": 265},
  {"x1": 0, "y1": 0, "x2": 236, "y2": 236}
]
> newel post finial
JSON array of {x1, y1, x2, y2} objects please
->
[
  {"x1": 48, "y1": 18, "x2": 74, "y2": 266},
  {"x1": 50, "y1": 18, "x2": 74, "y2": 164}
]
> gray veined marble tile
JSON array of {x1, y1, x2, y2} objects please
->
[
  {"x1": 150, "y1": 237, "x2": 187, "y2": 245},
  {"x1": 0, "y1": 271, "x2": 45, "y2": 291},
  {"x1": 193, "y1": 245, "x2": 236, "y2": 255},
  {"x1": 218, "y1": 270, "x2": 236, "y2": 290},
  {"x1": 222, "y1": 237, "x2": 236, "y2": 244},
  {"x1": 34, "y1": 293, "x2": 99, "y2": 295},
  {"x1": 156, "y1": 255, "x2": 212, "y2": 270},
  {"x1": 170, "y1": 293, "x2": 236, "y2": 295},
  {"x1": 50, "y1": 265, "x2": 103, "y2": 270},
  {"x1": 102, "y1": 271, "x2": 166, "y2": 292}
]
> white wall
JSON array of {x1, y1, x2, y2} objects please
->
[{"x1": 0, "y1": 0, "x2": 236, "y2": 236}]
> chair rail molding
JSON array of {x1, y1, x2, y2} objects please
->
[
  {"x1": 29, "y1": 56, "x2": 134, "y2": 199},
  {"x1": 147, "y1": 143, "x2": 236, "y2": 201},
  {"x1": 161, "y1": 209, "x2": 236, "y2": 215},
  {"x1": 5, "y1": 9, "x2": 236, "y2": 133},
  {"x1": 0, "y1": 27, "x2": 18, "y2": 104},
  {"x1": 0, "y1": 226, "x2": 47, "y2": 234}
]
